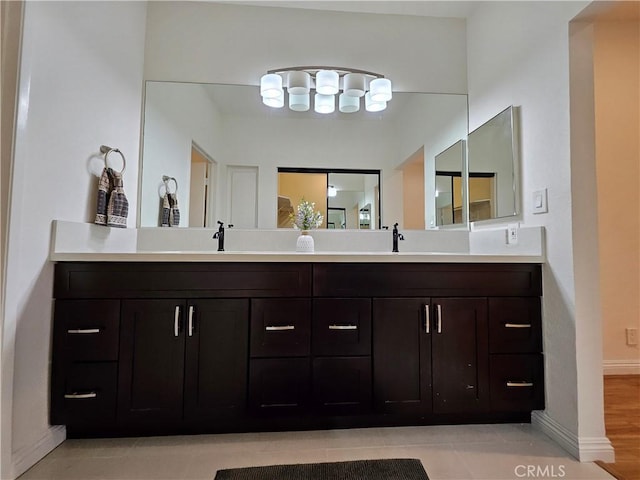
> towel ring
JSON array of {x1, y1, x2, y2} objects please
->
[
  {"x1": 161, "y1": 175, "x2": 178, "y2": 195},
  {"x1": 101, "y1": 146, "x2": 126, "y2": 174}
]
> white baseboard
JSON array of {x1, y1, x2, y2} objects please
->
[
  {"x1": 531, "y1": 411, "x2": 614, "y2": 463},
  {"x1": 11, "y1": 425, "x2": 66, "y2": 479},
  {"x1": 603, "y1": 359, "x2": 640, "y2": 376}
]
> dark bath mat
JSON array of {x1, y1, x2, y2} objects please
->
[{"x1": 214, "y1": 458, "x2": 429, "y2": 480}]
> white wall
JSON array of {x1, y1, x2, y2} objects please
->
[
  {"x1": 143, "y1": 2, "x2": 467, "y2": 93},
  {"x1": 467, "y1": 0, "x2": 612, "y2": 461},
  {"x1": 1, "y1": 2, "x2": 147, "y2": 478}
]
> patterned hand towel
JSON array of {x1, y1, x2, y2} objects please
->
[
  {"x1": 106, "y1": 169, "x2": 128, "y2": 228},
  {"x1": 161, "y1": 192, "x2": 180, "y2": 227},
  {"x1": 94, "y1": 167, "x2": 111, "y2": 225}
]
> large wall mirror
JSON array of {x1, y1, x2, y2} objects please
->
[
  {"x1": 139, "y1": 81, "x2": 468, "y2": 229},
  {"x1": 466, "y1": 106, "x2": 519, "y2": 221}
]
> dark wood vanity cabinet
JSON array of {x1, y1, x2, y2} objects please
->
[
  {"x1": 51, "y1": 299, "x2": 120, "y2": 427},
  {"x1": 373, "y1": 297, "x2": 489, "y2": 416},
  {"x1": 51, "y1": 261, "x2": 543, "y2": 436},
  {"x1": 248, "y1": 297, "x2": 372, "y2": 416},
  {"x1": 117, "y1": 299, "x2": 248, "y2": 427}
]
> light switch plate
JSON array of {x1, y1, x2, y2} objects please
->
[{"x1": 533, "y1": 188, "x2": 548, "y2": 214}]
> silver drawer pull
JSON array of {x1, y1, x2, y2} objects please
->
[
  {"x1": 425, "y1": 304, "x2": 430, "y2": 333},
  {"x1": 174, "y1": 306, "x2": 180, "y2": 337},
  {"x1": 506, "y1": 381, "x2": 534, "y2": 388},
  {"x1": 64, "y1": 392, "x2": 98, "y2": 399},
  {"x1": 505, "y1": 323, "x2": 532, "y2": 328},
  {"x1": 188, "y1": 306, "x2": 195, "y2": 337},
  {"x1": 67, "y1": 328, "x2": 101, "y2": 334},
  {"x1": 328, "y1": 325, "x2": 357, "y2": 330},
  {"x1": 265, "y1": 325, "x2": 295, "y2": 331}
]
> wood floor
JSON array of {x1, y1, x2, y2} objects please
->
[{"x1": 596, "y1": 375, "x2": 640, "y2": 480}]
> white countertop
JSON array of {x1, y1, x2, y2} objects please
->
[
  {"x1": 50, "y1": 250, "x2": 544, "y2": 263},
  {"x1": 49, "y1": 221, "x2": 546, "y2": 264}
]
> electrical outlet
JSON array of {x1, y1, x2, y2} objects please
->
[
  {"x1": 626, "y1": 328, "x2": 638, "y2": 346},
  {"x1": 507, "y1": 223, "x2": 519, "y2": 245}
]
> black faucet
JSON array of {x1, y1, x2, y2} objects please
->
[
  {"x1": 392, "y1": 223, "x2": 405, "y2": 253},
  {"x1": 212, "y1": 221, "x2": 225, "y2": 251}
]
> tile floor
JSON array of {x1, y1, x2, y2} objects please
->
[{"x1": 19, "y1": 424, "x2": 614, "y2": 480}]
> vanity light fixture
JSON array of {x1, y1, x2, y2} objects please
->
[
  {"x1": 260, "y1": 66, "x2": 392, "y2": 114},
  {"x1": 327, "y1": 185, "x2": 337, "y2": 197}
]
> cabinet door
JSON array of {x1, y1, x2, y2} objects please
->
[
  {"x1": 431, "y1": 298, "x2": 489, "y2": 414},
  {"x1": 184, "y1": 299, "x2": 249, "y2": 421},
  {"x1": 118, "y1": 300, "x2": 186, "y2": 425},
  {"x1": 373, "y1": 298, "x2": 431, "y2": 414}
]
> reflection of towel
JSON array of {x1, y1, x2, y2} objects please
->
[
  {"x1": 106, "y1": 169, "x2": 128, "y2": 228},
  {"x1": 95, "y1": 168, "x2": 128, "y2": 227},
  {"x1": 161, "y1": 193, "x2": 180, "y2": 227}
]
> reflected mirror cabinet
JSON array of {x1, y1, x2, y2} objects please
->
[{"x1": 139, "y1": 81, "x2": 519, "y2": 230}]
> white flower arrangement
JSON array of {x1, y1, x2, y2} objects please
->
[{"x1": 290, "y1": 199, "x2": 323, "y2": 230}]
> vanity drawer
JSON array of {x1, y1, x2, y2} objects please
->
[
  {"x1": 490, "y1": 354, "x2": 544, "y2": 412},
  {"x1": 489, "y1": 298, "x2": 541, "y2": 353},
  {"x1": 312, "y1": 299, "x2": 371, "y2": 356},
  {"x1": 313, "y1": 356, "x2": 372, "y2": 414},
  {"x1": 59, "y1": 362, "x2": 118, "y2": 426},
  {"x1": 249, "y1": 358, "x2": 311, "y2": 414},
  {"x1": 54, "y1": 300, "x2": 120, "y2": 361},
  {"x1": 313, "y1": 263, "x2": 542, "y2": 298},
  {"x1": 54, "y1": 262, "x2": 312, "y2": 298},
  {"x1": 250, "y1": 299, "x2": 311, "y2": 357}
]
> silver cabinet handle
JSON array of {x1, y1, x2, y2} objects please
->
[
  {"x1": 174, "y1": 306, "x2": 180, "y2": 337},
  {"x1": 265, "y1": 325, "x2": 295, "y2": 331},
  {"x1": 67, "y1": 328, "x2": 101, "y2": 334},
  {"x1": 436, "y1": 304, "x2": 442, "y2": 334},
  {"x1": 328, "y1": 325, "x2": 357, "y2": 330},
  {"x1": 425, "y1": 304, "x2": 430, "y2": 333},
  {"x1": 505, "y1": 323, "x2": 532, "y2": 328},
  {"x1": 64, "y1": 392, "x2": 97, "y2": 399},
  {"x1": 188, "y1": 306, "x2": 195, "y2": 337},
  {"x1": 507, "y1": 381, "x2": 534, "y2": 387}
]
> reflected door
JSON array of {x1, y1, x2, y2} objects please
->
[{"x1": 189, "y1": 146, "x2": 214, "y2": 228}]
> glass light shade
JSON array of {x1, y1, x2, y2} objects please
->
[
  {"x1": 314, "y1": 93, "x2": 335, "y2": 114},
  {"x1": 327, "y1": 185, "x2": 337, "y2": 197},
  {"x1": 315, "y1": 70, "x2": 339, "y2": 95},
  {"x1": 343, "y1": 73, "x2": 366, "y2": 97},
  {"x1": 289, "y1": 93, "x2": 310, "y2": 112},
  {"x1": 260, "y1": 73, "x2": 283, "y2": 99},
  {"x1": 287, "y1": 71, "x2": 311, "y2": 95},
  {"x1": 369, "y1": 78, "x2": 392, "y2": 102},
  {"x1": 364, "y1": 92, "x2": 386, "y2": 112},
  {"x1": 262, "y1": 91, "x2": 284, "y2": 108},
  {"x1": 339, "y1": 93, "x2": 360, "y2": 113}
]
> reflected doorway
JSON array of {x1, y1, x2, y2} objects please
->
[{"x1": 189, "y1": 144, "x2": 216, "y2": 227}]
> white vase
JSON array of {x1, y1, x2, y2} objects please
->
[{"x1": 296, "y1": 230, "x2": 314, "y2": 253}]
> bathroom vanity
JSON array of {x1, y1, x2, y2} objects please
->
[{"x1": 50, "y1": 258, "x2": 544, "y2": 437}]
